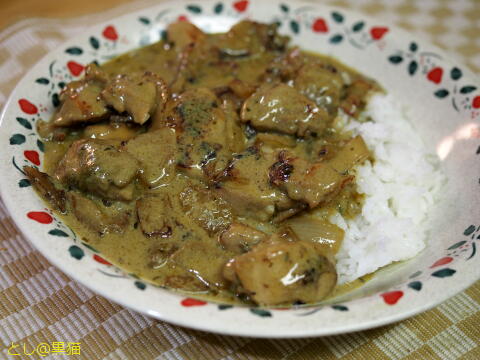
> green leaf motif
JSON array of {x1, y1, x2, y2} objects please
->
[
  {"x1": 408, "y1": 281, "x2": 422, "y2": 291},
  {"x1": 69, "y1": 245, "x2": 84, "y2": 260},
  {"x1": 352, "y1": 21, "x2": 364, "y2": 32},
  {"x1": 16, "y1": 117, "x2": 32, "y2": 130},
  {"x1": 409, "y1": 42, "x2": 418, "y2": 52},
  {"x1": 460, "y1": 86, "x2": 477, "y2": 94},
  {"x1": 408, "y1": 61, "x2": 418, "y2": 76},
  {"x1": 434, "y1": 89, "x2": 449, "y2": 98},
  {"x1": 18, "y1": 179, "x2": 31, "y2": 188},
  {"x1": 464, "y1": 225, "x2": 476, "y2": 236},
  {"x1": 35, "y1": 77, "x2": 50, "y2": 85},
  {"x1": 280, "y1": 4, "x2": 289, "y2": 12},
  {"x1": 160, "y1": 30, "x2": 167, "y2": 41},
  {"x1": 450, "y1": 67, "x2": 462, "y2": 81},
  {"x1": 448, "y1": 240, "x2": 467, "y2": 250},
  {"x1": 10, "y1": 134, "x2": 26, "y2": 145},
  {"x1": 89, "y1": 36, "x2": 100, "y2": 50},
  {"x1": 52, "y1": 93, "x2": 60, "y2": 107},
  {"x1": 214, "y1": 2, "x2": 223, "y2": 14},
  {"x1": 186, "y1": 5, "x2": 202, "y2": 13},
  {"x1": 82, "y1": 242, "x2": 99, "y2": 253},
  {"x1": 290, "y1": 20, "x2": 300, "y2": 34},
  {"x1": 218, "y1": 304, "x2": 233, "y2": 310},
  {"x1": 250, "y1": 308, "x2": 272, "y2": 317},
  {"x1": 65, "y1": 47, "x2": 83, "y2": 55},
  {"x1": 331, "y1": 11, "x2": 344, "y2": 23},
  {"x1": 329, "y1": 34, "x2": 343, "y2": 44},
  {"x1": 58, "y1": 81, "x2": 66, "y2": 89},
  {"x1": 409, "y1": 270, "x2": 422, "y2": 278},
  {"x1": 388, "y1": 55, "x2": 403, "y2": 64},
  {"x1": 331, "y1": 304, "x2": 348, "y2": 311},
  {"x1": 48, "y1": 229, "x2": 69, "y2": 237},
  {"x1": 37, "y1": 140, "x2": 45, "y2": 152},
  {"x1": 134, "y1": 281, "x2": 146, "y2": 290},
  {"x1": 138, "y1": 17, "x2": 151, "y2": 25},
  {"x1": 431, "y1": 268, "x2": 456, "y2": 278}
]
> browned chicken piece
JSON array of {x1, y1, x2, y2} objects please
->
[
  {"x1": 53, "y1": 64, "x2": 110, "y2": 127},
  {"x1": 240, "y1": 83, "x2": 329, "y2": 137},
  {"x1": 269, "y1": 151, "x2": 353, "y2": 209},
  {"x1": 254, "y1": 133, "x2": 296, "y2": 149},
  {"x1": 261, "y1": 47, "x2": 304, "y2": 82},
  {"x1": 67, "y1": 192, "x2": 130, "y2": 234},
  {"x1": 55, "y1": 139, "x2": 140, "y2": 201},
  {"x1": 24, "y1": 166, "x2": 66, "y2": 213},
  {"x1": 219, "y1": 222, "x2": 267, "y2": 253},
  {"x1": 223, "y1": 235, "x2": 337, "y2": 306},
  {"x1": 216, "y1": 20, "x2": 289, "y2": 58},
  {"x1": 227, "y1": 79, "x2": 256, "y2": 100},
  {"x1": 101, "y1": 72, "x2": 169, "y2": 125},
  {"x1": 136, "y1": 195, "x2": 174, "y2": 237},
  {"x1": 294, "y1": 63, "x2": 344, "y2": 115},
  {"x1": 340, "y1": 79, "x2": 374, "y2": 116},
  {"x1": 123, "y1": 128, "x2": 177, "y2": 188},
  {"x1": 221, "y1": 97, "x2": 248, "y2": 153},
  {"x1": 158, "y1": 88, "x2": 231, "y2": 179},
  {"x1": 171, "y1": 241, "x2": 234, "y2": 289},
  {"x1": 166, "y1": 21, "x2": 207, "y2": 49},
  {"x1": 179, "y1": 185, "x2": 232, "y2": 235},
  {"x1": 214, "y1": 147, "x2": 296, "y2": 221}
]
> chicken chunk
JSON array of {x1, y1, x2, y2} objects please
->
[
  {"x1": 123, "y1": 128, "x2": 177, "y2": 188},
  {"x1": 179, "y1": 185, "x2": 232, "y2": 235},
  {"x1": 269, "y1": 151, "x2": 353, "y2": 209},
  {"x1": 224, "y1": 236, "x2": 337, "y2": 305},
  {"x1": 67, "y1": 192, "x2": 130, "y2": 234},
  {"x1": 240, "y1": 83, "x2": 329, "y2": 137},
  {"x1": 166, "y1": 21, "x2": 206, "y2": 49},
  {"x1": 55, "y1": 139, "x2": 140, "y2": 201},
  {"x1": 219, "y1": 222, "x2": 267, "y2": 253},
  {"x1": 340, "y1": 79, "x2": 374, "y2": 116},
  {"x1": 136, "y1": 195, "x2": 174, "y2": 237},
  {"x1": 24, "y1": 166, "x2": 66, "y2": 213},
  {"x1": 214, "y1": 148, "x2": 295, "y2": 221},
  {"x1": 294, "y1": 63, "x2": 344, "y2": 115},
  {"x1": 159, "y1": 88, "x2": 231, "y2": 179},
  {"x1": 101, "y1": 72, "x2": 169, "y2": 125},
  {"x1": 216, "y1": 20, "x2": 289, "y2": 58},
  {"x1": 53, "y1": 64, "x2": 110, "y2": 127}
]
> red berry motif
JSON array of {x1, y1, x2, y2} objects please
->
[
  {"x1": 18, "y1": 99, "x2": 38, "y2": 115},
  {"x1": 24, "y1": 150, "x2": 40, "y2": 166},
  {"x1": 93, "y1": 254, "x2": 112, "y2": 265},
  {"x1": 312, "y1": 18, "x2": 328, "y2": 33},
  {"x1": 381, "y1": 290, "x2": 404, "y2": 305},
  {"x1": 177, "y1": 15, "x2": 188, "y2": 22},
  {"x1": 67, "y1": 61, "x2": 84, "y2": 76},
  {"x1": 472, "y1": 96, "x2": 480, "y2": 109},
  {"x1": 27, "y1": 211, "x2": 53, "y2": 224},
  {"x1": 430, "y1": 256, "x2": 453, "y2": 268},
  {"x1": 427, "y1": 67, "x2": 443, "y2": 84},
  {"x1": 181, "y1": 298, "x2": 207, "y2": 307},
  {"x1": 102, "y1": 25, "x2": 118, "y2": 41},
  {"x1": 233, "y1": 0, "x2": 249, "y2": 12},
  {"x1": 370, "y1": 27, "x2": 389, "y2": 40}
]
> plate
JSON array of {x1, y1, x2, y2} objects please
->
[{"x1": 1, "y1": 0, "x2": 479, "y2": 338}]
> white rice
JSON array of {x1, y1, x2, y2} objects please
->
[{"x1": 332, "y1": 93, "x2": 446, "y2": 284}]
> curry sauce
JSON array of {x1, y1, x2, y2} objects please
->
[{"x1": 27, "y1": 20, "x2": 379, "y2": 306}]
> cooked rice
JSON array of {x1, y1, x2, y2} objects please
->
[{"x1": 332, "y1": 94, "x2": 445, "y2": 284}]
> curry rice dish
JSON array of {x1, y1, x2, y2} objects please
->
[{"x1": 26, "y1": 20, "x2": 443, "y2": 306}]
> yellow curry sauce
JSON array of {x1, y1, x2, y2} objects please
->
[{"x1": 27, "y1": 20, "x2": 379, "y2": 306}]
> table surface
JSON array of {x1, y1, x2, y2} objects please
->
[{"x1": 0, "y1": 0, "x2": 479, "y2": 359}]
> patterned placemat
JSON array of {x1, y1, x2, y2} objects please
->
[{"x1": 0, "y1": 0, "x2": 479, "y2": 359}]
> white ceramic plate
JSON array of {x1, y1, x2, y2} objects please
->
[{"x1": 1, "y1": 0, "x2": 479, "y2": 338}]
